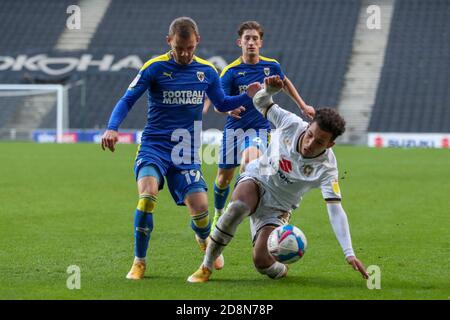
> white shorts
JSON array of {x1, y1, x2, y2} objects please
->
[{"x1": 237, "y1": 175, "x2": 291, "y2": 244}]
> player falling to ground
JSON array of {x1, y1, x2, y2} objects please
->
[
  {"x1": 204, "y1": 21, "x2": 315, "y2": 235},
  {"x1": 101, "y1": 17, "x2": 260, "y2": 280},
  {"x1": 188, "y1": 75, "x2": 369, "y2": 282}
]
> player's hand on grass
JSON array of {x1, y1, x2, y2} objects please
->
[
  {"x1": 302, "y1": 104, "x2": 316, "y2": 121},
  {"x1": 246, "y1": 82, "x2": 263, "y2": 98},
  {"x1": 227, "y1": 106, "x2": 246, "y2": 119},
  {"x1": 264, "y1": 75, "x2": 284, "y2": 94},
  {"x1": 101, "y1": 130, "x2": 119, "y2": 152},
  {"x1": 346, "y1": 256, "x2": 369, "y2": 279}
]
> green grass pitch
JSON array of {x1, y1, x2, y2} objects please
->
[{"x1": 0, "y1": 142, "x2": 449, "y2": 300}]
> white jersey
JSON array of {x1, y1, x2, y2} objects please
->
[{"x1": 243, "y1": 104, "x2": 342, "y2": 211}]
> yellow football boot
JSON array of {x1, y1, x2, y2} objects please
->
[
  {"x1": 187, "y1": 265, "x2": 212, "y2": 283},
  {"x1": 125, "y1": 260, "x2": 146, "y2": 280}
]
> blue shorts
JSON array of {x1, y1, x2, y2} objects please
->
[
  {"x1": 134, "y1": 143, "x2": 207, "y2": 206},
  {"x1": 218, "y1": 128, "x2": 270, "y2": 169}
]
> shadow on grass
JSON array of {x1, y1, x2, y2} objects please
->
[
  {"x1": 214, "y1": 275, "x2": 364, "y2": 289},
  {"x1": 125, "y1": 273, "x2": 450, "y2": 295}
]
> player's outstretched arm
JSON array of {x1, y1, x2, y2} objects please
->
[
  {"x1": 206, "y1": 70, "x2": 260, "y2": 112},
  {"x1": 101, "y1": 69, "x2": 149, "y2": 152},
  {"x1": 250, "y1": 75, "x2": 283, "y2": 114},
  {"x1": 251, "y1": 76, "x2": 306, "y2": 129},
  {"x1": 326, "y1": 201, "x2": 369, "y2": 279},
  {"x1": 282, "y1": 76, "x2": 315, "y2": 120},
  {"x1": 225, "y1": 106, "x2": 246, "y2": 119},
  {"x1": 210, "y1": 98, "x2": 246, "y2": 120},
  {"x1": 346, "y1": 256, "x2": 369, "y2": 280},
  {"x1": 101, "y1": 98, "x2": 130, "y2": 153},
  {"x1": 204, "y1": 96, "x2": 246, "y2": 118}
]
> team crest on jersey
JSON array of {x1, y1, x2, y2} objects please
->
[
  {"x1": 264, "y1": 67, "x2": 270, "y2": 76},
  {"x1": 197, "y1": 71, "x2": 205, "y2": 82},
  {"x1": 302, "y1": 164, "x2": 313, "y2": 177}
]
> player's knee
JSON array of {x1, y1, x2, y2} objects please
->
[
  {"x1": 138, "y1": 170, "x2": 160, "y2": 195},
  {"x1": 225, "y1": 200, "x2": 250, "y2": 221},
  {"x1": 137, "y1": 194, "x2": 157, "y2": 213},
  {"x1": 231, "y1": 183, "x2": 258, "y2": 212},
  {"x1": 190, "y1": 201, "x2": 209, "y2": 215},
  {"x1": 216, "y1": 174, "x2": 231, "y2": 189}
]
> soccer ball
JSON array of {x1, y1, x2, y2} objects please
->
[{"x1": 267, "y1": 224, "x2": 307, "y2": 264}]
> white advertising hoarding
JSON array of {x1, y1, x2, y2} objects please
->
[{"x1": 368, "y1": 133, "x2": 450, "y2": 148}]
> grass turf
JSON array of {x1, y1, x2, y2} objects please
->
[{"x1": 0, "y1": 142, "x2": 449, "y2": 299}]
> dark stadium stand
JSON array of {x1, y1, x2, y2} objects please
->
[
  {"x1": 0, "y1": 0, "x2": 74, "y2": 53},
  {"x1": 0, "y1": 0, "x2": 75, "y2": 131},
  {"x1": 85, "y1": 0, "x2": 361, "y2": 129},
  {"x1": 369, "y1": 0, "x2": 450, "y2": 133},
  {"x1": 0, "y1": 0, "x2": 360, "y2": 130}
]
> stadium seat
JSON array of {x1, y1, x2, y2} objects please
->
[{"x1": 369, "y1": 0, "x2": 450, "y2": 133}]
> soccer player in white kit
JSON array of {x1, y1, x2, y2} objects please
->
[{"x1": 188, "y1": 75, "x2": 369, "y2": 282}]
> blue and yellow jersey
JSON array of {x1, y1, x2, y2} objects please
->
[
  {"x1": 107, "y1": 51, "x2": 251, "y2": 146},
  {"x1": 130, "y1": 52, "x2": 215, "y2": 142},
  {"x1": 220, "y1": 56, "x2": 285, "y2": 130}
]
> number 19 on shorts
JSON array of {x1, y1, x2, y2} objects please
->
[{"x1": 182, "y1": 169, "x2": 202, "y2": 184}]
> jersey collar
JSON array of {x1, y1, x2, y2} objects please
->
[{"x1": 168, "y1": 50, "x2": 195, "y2": 65}]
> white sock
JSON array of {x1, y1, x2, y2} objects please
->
[
  {"x1": 134, "y1": 257, "x2": 146, "y2": 263},
  {"x1": 203, "y1": 238, "x2": 225, "y2": 270},
  {"x1": 203, "y1": 201, "x2": 250, "y2": 270},
  {"x1": 256, "y1": 262, "x2": 287, "y2": 279}
]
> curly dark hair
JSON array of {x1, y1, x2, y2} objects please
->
[{"x1": 313, "y1": 108, "x2": 346, "y2": 141}]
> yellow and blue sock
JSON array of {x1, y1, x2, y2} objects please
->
[
  {"x1": 214, "y1": 181, "x2": 230, "y2": 212},
  {"x1": 191, "y1": 210, "x2": 211, "y2": 240},
  {"x1": 134, "y1": 194, "x2": 156, "y2": 259}
]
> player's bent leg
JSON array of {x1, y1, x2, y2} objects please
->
[
  {"x1": 212, "y1": 167, "x2": 235, "y2": 234},
  {"x1": 185, "y1": 191, "x2": 224, "y2": 270},
  {"x1": 188, "y1": 180, "x2": 260, "y2": 282},
  {"x1": 230, "y1": 179, "x2": 260, "y2": 212},
  {"x1": 188, "y1": 198, "x2": 253, "y2": 283},
  {"x1": 253, "y1": 225, "x2": 288, "y2": 279},
  {"x1": 126, "y1": 168, "x2": 161, "y2": 280}
]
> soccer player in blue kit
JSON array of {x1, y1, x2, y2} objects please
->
[
  {"x1": 206, "y1": 21, "x2": 316, "y2": 232},
  {"x1": 101, "y1": 17, "x2": 260, "y2": 280}
]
